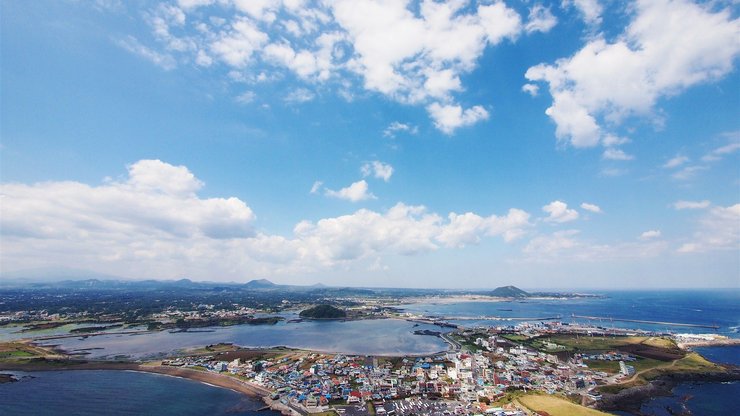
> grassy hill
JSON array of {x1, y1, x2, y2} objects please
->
[
  {"x1": 491, "y1": 285, "x2": 529, "y2": 297},
  {"x1": 299, "y1": 304, "x2": 347, "y2": 319}
]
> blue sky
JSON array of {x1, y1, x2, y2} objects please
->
[{"x1": 1, "y1": 0, "x2": 739, "y2": 288}]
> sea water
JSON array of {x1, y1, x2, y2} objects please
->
[{"x1": 0, "y1": 370, "x2": 280, "y2": 416}]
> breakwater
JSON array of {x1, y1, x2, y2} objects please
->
[{"x1": 571, "y1": 314, "x2": 720, "y2": 329}]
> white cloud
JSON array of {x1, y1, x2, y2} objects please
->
[
  {"x1": 663, "y1": 155, "x2": 689, "y2": 169},
  {"x1": 427, "y1": 103, "x2": 489, "y2": 134},
  {"x1": 602, "y1": 148, "x2": 634, "y2": 161},
  {"x1": 525, "y1": 4, "x2": 558, "y2": 34},
  {"x1": 325, "y1": 180, "x2": 376, "y2": 202},
  {"x1": 2, "y1": 161, "x2": 537, "y2": 280},
  {"x1": 235, "y1": 90, "x2": 256, "y2": 104},
  {"x1": 562, "y1": 0, "x2": 603, "y2": 26},
  {"x1": 522, "y1": 229, "x2": 667, "y2": 261},
  {"x1": 702, "y1": 139, "x2": 740, "y2": 162},
  {"x1": 640, "y1": 230, "x2": 661, "y2": 240},
  {"x1": 284, "y1": 88, "x2": 315, "y2": 104},
  {"x1": 524, "y1": 230, "x2": 580, "y2": 255},
  {"x1": 210, "y1": 17, "x2": 268, "y2": 67},
  {"x1": 116, "y1": 36, "x2": 176, "y2": 70},
  {"x1": 132, "y1": 0, "x2": 531, "y2": 134},
  {"x1": 673, "y1": 200, "x2": 711, "y2": 210},
  {"x1": 580, "y1": 202, "x2": 601, "y2": 213},
  {"x1": 602, "y1": 134, "x2": 630, "y2": 147},
  {"x1": 310, "y1": 180, "x2": 323, "y2": 194},
  {"x1": 672, "y1": 165, "x2": 708, "y2": 180},
  {"x1": 361, "y1": 161, "x2": 393, "y2": 182},
  {"x1": 677, "y1": 203, "x2": 740, "y2": 253},
  {"x1": 527, "y1": 0, "x2": 740, "y2": 148},
  {"x1": 437, "y1": 209, "x2": 531, "y2": 248},
  {"x1": 543, "y1": 200, "x2": 579, "y2": 223},
  {"x1": 0, "y1": 160, "x2": 255, "y2": 243},
  {"x1": 383, "y1": 121, "x2": 418, "y2": 138},
  {"x1": 521, "y1": 83, "x2": 539, "y2": 96}
]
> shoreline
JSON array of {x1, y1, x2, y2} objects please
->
[
  {"x1": 597, "y1": 368, "x2": 740, "y2": 413},
  {"x1": 0, "y1": 361, "x2": 298, "y2": 415}
]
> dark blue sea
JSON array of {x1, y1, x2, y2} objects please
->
[
  {"x1": 0, "y1": 370, "x2": 279, "y2": 416},
  {"x1": 400, "y1": 289, "x2": 740, "y2": 337}
]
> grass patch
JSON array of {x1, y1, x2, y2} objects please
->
[
  {"x1": 547, "y1": 335, "x2": 646, "y2": 351},
  {"x1": 0, "y1": 342, "x2": 44, "y2": 360},
  {"x1": 584, "y1": 360, "x2": 620, "y2": 374},
  {"x1": 518, "y1": 394, "x2": 611, "y2": 416},
  {"x1": 501, "y1": 334, "x2": 528, "y2": 343}
]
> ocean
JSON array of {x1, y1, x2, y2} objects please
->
[
  {"x1": 400, "y1": 289, "x2": 740, "y2": 336},
  {"x1": 0, "y1": 370, "x2": 279, "y2": 416}
]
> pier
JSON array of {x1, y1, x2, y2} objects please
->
[
  {"x1": 571, "y1": 314, "x2": 720, "y2": 329},
  {"x1": 439, "y1": 315, "x2": 562, "y2": 322}
]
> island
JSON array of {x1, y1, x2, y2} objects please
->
[{"x1": 298, "y1": 304, "x2": 347, "y2": 319}]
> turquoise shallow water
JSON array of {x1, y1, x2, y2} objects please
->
[{"x1": 0, "y1": 370, "x2": 280, "y2": 416}]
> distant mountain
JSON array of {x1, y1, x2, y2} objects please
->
[
  {"x1": 491, "y1": 285, "x2": 529, "y2": 298},
  {"x1": 0, "y1": 267, "x2": 123, "y2": 283},
  {"x1": 243, "y1": 278, "x2": 278, "y2": 289}
]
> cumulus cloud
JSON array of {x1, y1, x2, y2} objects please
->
[
  {"x1": 673, "y1": 200, "x2": 711, "y2": 210},
  {"x1": 437, "y1": 209, "x2": 531, "y2": 247},
  {"x1": 543, "y1": 200, "x2": 579, "y2": 223},
  {"x1": 1, "y1": 159, "x2": 255, "y2": 242},
  {"x1": 640, "y1": 230, "x2": 661, "y2": 240},
  {"x1": 521, "y1": 83, "x2": 539, "y2": 96},
  {"x1": 580, "y1": 202, "x2": 601, "y2": 213},
  {"x1": 0, "y1": 161, "x2": 535, "y2": 279},
  {"x1": 427, "y1": 103, "x2": 489, "y2": 134},
  {"x1": 677, "y1": 203, "x2": 740, "y2": 253},
  {"x1": 325, "y1": 180, "x2": 376, "y2": 202},
  {"x1": 526, "y1": 0, "x2": 740, "y2": 148},
  {"x1": 127, "y1": 0, "x2": 532, "y2": 134},
  {"x1": 562, "y1": 0, "x2": 603, "y2": 26},
  {"x1": 361, "y1": 161, "x2": 393, "y2": 182},
  {"x1": 525, "y1": 4, "x2": 558, "y2": 34}
]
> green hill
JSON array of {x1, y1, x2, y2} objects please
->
[
  {"x1": 299, "y1": 304, "x2": 347, "y2": 319},
  {"x1": 491, "y1": 285, "x2": 529, "y2": 298}
]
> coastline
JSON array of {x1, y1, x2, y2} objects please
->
[
  {"x1": 597, "y1": 368, "x2": 740, "y2": 413},
  {"x1": 0, "y1": 361, "x2": 297, "y2": 415}
]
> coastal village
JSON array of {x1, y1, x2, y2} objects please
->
[
  {"x1": 157, "y1": 319, "x2": 730, "y2": 416},
  {"x1": 1, "y1": 290, "x2": 737, "y2": 416}
]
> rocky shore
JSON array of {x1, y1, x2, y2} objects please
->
[{"x1": 597, "y1": 367, "x2": 740, "y2": 413}]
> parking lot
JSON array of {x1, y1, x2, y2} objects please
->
[{"x1": 336, "y1": 398, "x2": 469, "y2": 416}]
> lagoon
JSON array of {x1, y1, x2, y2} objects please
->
[{"x1": 33, "y1": 317, "x2": 450, "y2": 359}]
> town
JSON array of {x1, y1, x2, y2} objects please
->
[{"x1": 154, "y1": 320, "x2": 727, "y2": 416}]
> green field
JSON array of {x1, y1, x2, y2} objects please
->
[{"x1": 518, "y1": 394, "x2": 610, "y2": 416}]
